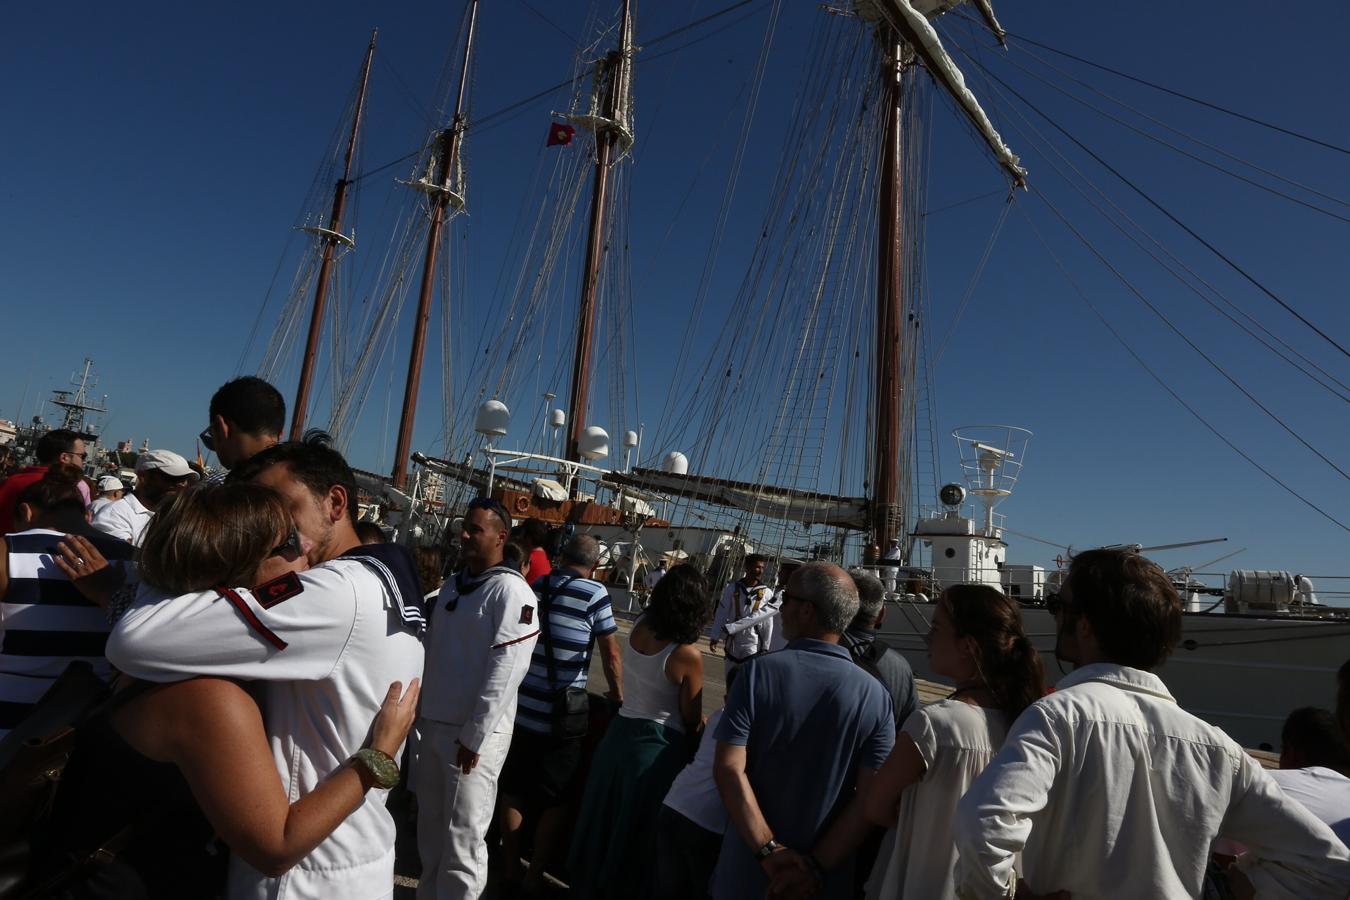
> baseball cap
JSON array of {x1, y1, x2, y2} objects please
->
[
  {"x1": 135, "y1": 449, "x2": 200, "y2": 480},
  {"x1": 97, "y1": 475, "x2": 124, "y2": 492}
]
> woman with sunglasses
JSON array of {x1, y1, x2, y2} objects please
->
[
  {"x1": 796, "y1": 584, "x2": 1045, "y2": 900},
  {"x1": 28, "y1": 482, "x2": 419, "y2": 899}
]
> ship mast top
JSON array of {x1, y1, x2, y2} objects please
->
[
  {"x1": 392, "y1": 0, "x2": 480, "y2": 489},
  {"x1": 564, "y1": 0, "x2": 635, "y2": 470}
]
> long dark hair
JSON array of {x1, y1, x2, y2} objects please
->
[
  {"x1": 644, "y1": 565, "x2": 712, "y2": 645},
  {"x1": 940, "y1": 584, "x2": 1046, "y2": 724},
  {"x1": 16, "y1": 462, "x2": 86, "y2": 518}
]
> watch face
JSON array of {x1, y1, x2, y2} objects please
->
[{"x1": 356, "y1": 749, "x2": 400, "y2": 789}]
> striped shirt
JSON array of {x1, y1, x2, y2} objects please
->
[
  {"x1": 516, "y1": 570, "x2": 617, "y2": 734},
  {"x1": 1, "y1": 528, "x2": 135, "y2": 738}
]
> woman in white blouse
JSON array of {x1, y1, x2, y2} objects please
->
[{"x1": 799, "y1": 583, "x2": 1045, "y2": 900}]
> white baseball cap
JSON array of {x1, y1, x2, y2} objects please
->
[
  {"x1": 135, "y1": 449, "x2": 200, "y2": 480},
  {"x1": 97, "y1": 476, "x2": 124, "y2": 492}
]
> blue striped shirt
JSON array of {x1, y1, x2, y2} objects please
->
[
  {"x1": 1, "y1": 529, "x2": 135, "y2": 738},
  {"x1": 516, "y1": 570, "x2": 617, "y2": 734}
]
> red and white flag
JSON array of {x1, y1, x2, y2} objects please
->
[{"x1": 546, "y1": 121, "x2": 576, "y2": 147}]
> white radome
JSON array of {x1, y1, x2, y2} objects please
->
[
  {"x1": 474, "y1": 400, "x2": 510, "y2": 437},
  {"x1": 577, "y1": 426, "x2": 610, "y2": 460}
]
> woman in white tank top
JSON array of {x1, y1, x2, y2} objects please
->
[
  {"x1": 568, "y1": 565, "x2": 712, "y2": 899},
  {"x1": 793, "y1": 584, "x2": 1046, "y2": 900}
]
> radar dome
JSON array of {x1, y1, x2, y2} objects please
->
[
  {"x1": 474, "y1": 400, "x2": 510, "y2": 437},
  {"x1": 662, "y1": 451, "x2": 689, "y2": 475},
  {"x1": 577, "y1": 426, "x2": 610, "y2": 460}
]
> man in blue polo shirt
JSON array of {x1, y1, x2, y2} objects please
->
[
  {"x1": 712, "y1": 561, "x2": 894, "y2": 900},
  {"x1": 497, "y1": 533, "x2": 622, "y2": 895}
]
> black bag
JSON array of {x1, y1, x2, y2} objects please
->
[
  {"x1": 538, "y1": 575, "x2": 589, "y2": 740},
  {"x1": 0, "y1": 661, "x2": 110, "y2": 849}
]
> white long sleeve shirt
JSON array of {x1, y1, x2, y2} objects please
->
[
  {"x1": 107, "y1": 559, "x2": 426, "y2": 900},
  {"x1": 721, "y1": 589, "x2": 785, "y2": 653},
  {"x1": 419, "y1": 565, "x2": 539, "y2": 752},
  {"x1": 91, "y1": 493, "x2": 154, "y2": 546},
  {"x1": 710, "y1": 579, "x2": 774, "y2": 661},
  {"x1": 953, "y1": 663, "x2": 1350, "y2": 900}
]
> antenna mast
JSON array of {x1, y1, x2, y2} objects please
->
[
  {"x1": 291, "y1": 30, "x2": 378, "y2": 440},
  {"x1": 392, "y1": 0, "x2": 479, "y2": 489}
]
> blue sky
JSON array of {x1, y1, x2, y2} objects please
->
[{"x1": 3, "y1": 1, "x2": 1349, "y2": 580}]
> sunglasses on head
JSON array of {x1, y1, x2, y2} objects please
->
[
  {"x1": 269, "y1": 527, "x2": 303, "y2": 559},
  {"x1": 467, "y1": 497, "x2": 512, "y2": 529},
  {"x1": 199, "y1": 427, "x2": 216, "y2": 453}
]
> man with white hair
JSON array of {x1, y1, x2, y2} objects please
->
[
  {"x1": 88, "y1": 475, "x2": 125, "y2": 517},
  {"x1": 92, "y1": 450, "x2": 198, "y2": 546},
  {"x1": 711, "y1": 561, "x2": 895, "y2": 900}
]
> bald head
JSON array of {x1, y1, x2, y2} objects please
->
[{"x1": 786, "y1": 562, "x2": 859, "y2": 638}]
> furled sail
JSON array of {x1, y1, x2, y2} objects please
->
[
  {"x1": 856, "y1": 0, "x2": 1025, "y2": 185},
  {"x1": 607, "y1": 467, "x2": 871, "y2": 531}
]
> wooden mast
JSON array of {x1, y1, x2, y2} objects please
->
[
  {"x1": 290, "y1": 30, "x2": 377, "y2": 440},
  {"x1": 391, "y1": 0, "x2": 479, "y2": 490},
  {"x1": 871, "y1": 35, "x2": 904, "y2": 552},
  {"x1": 564, "y1": 0, "x2": 633, "y2": 466}
]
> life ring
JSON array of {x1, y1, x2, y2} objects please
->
[{"x1": 513, "y1": 496, "x2": 531, "y2": 514}]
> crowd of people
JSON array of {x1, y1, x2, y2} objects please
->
[{"x1": 1, "y1": 375, "x2": 1349, "y2": 900}]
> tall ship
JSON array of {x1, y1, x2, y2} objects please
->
[{"x1": 234, "y1": 0, "x2": 1349, "y2": 748}]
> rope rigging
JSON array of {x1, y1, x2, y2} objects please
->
[{"x1": 953, "y1": 45, "x2": 1350, "y2": 362}]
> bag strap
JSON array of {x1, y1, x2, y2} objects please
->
[{"x1": 538, "y1": 573, "x2": 579, "y2": 691}]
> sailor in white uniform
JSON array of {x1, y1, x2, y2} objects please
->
[
  {"x1": 107, "y1": 439, "x2": 426, "y2": 900},
  {"x1": 709, "y1": 554, "x2": 774, "y2": 679},
  {"x1": 414, "y1": 499, "x2": 539, "y2": 900},
  {"x1": 720, "y1": 560, "x2": 800, "y2": 656}
]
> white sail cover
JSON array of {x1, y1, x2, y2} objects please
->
[
  {"x1": 857, "y1": 0, "x2": 1026, "y2": 186},
  {"x1": 608, "y1": 468, "x2": 870, "y2": 531}
]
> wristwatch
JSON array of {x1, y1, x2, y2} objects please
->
[
  {"x1": 350, "y1": 748, "x2": 400, "y2": 790},
  {"x1": 754, "y1": 839, "x2": 783, "y2": 860}
]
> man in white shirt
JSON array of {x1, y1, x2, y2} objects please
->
[
  {"x1": 710, "y1": 554, "x2": 774, "y2": 677},
  {"x1": 415, "y1": 498, "x2": 539, "y2": 900},
  {"x1": 721, "y1": 559, "x2": 800, "y2": 655},
  {"x1": 87, "y1": 475, "x2": 124, "y2": 517},
  {"x1": 954, "y1": 548, "x2": 1350, "y2": 900},
  {"x1": 1271, "y1": 706, "x2": 1350, "y2": 846},
  {"x1": 107, "y1": 434, "x2": 425, "y2": 900},
  {"x1": 92, "y1": 449, "x2": 198, "y2": 546}
]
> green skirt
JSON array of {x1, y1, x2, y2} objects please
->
[{"x1": 567, "y1": 714, "x2": 692, "y2": 899}]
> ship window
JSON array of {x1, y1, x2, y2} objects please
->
[{"x1": 944, "y1": 547, "x2": 955, "y2": 559}]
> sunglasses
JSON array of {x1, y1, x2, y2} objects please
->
[
  {"x1": 199, "y1": 427, "x2": 216, "y2": 453},
  {"x1": 269, "y1": 527, "x2": 303, "y2": 559},
  {"x1": 65, "y1": 449, "x2": 87, "y2": 460},
  {"x1": 467, "y1": 496, "x2": 512, "y2": 530}
]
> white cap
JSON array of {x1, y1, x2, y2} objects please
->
[
  {"x1": 135, "y1": 449, "x2": 199, "y2": 480},
  {"x1": 97, "y1": 476, "x2": 124, "y2": 492}
]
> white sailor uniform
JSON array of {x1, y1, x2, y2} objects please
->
[
  {"x1": 711, "y1": 579, "x2": 775, "y2": 678},
  {"x1": 414, "y1": 565, "x2": 539, "y2": 900},
  {"x1": 722, "y1": 587, "x2": 787, "y2": 654},
  {"x1": 107, "y1": 557, "x2": 426, "y2": 900}
]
